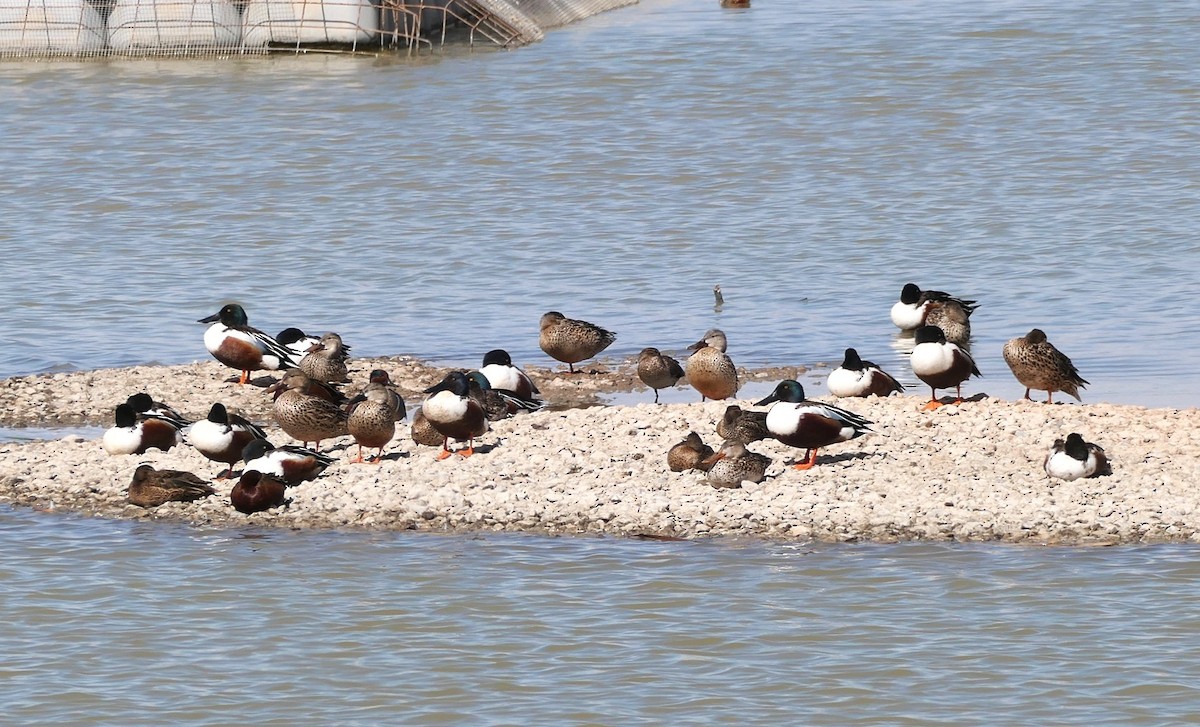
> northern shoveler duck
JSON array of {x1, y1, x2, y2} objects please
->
[
  {"x1": 1044, "y1": 433, "x2": 1110, "y2": 481},
  {"x1": 910, "y1": 325, "x2": 982, "y2": 410},
  {"x1": 667, "y1": 431, "x2": 715, "y2": 472},
  {"x1": 1003, "y1": 328, "x2": 1088, "y2": 404},
  {"x1": 716, "y1": 404, "x2": 770, "y2": 444},
  {"x1": 230, "y1": 470, "x2": 288, "y2": 514},
  {"x1": 539, "y1": 311, "x2": 617, "y2": 373},
  {"x1": 187, "y1": 402, "x2": 268, "y2": 479},
  {"x1": 479, "y1": 349, "x2": 540, "y2": 400},
  {"x1": 266, "y1": 369, "x2": 349, "y2": 450},
  {"x1": 702, "y1": 439, "x2": 771, "y2": 488},
  {"x1": 422, "y1": 371, "x2": 489, "y2": 459},
  {"x1": 890, "y1": 283, "x2": 978, "y2": 342},
  {"x1": 409, "y1": 407, "x2": 445, "y2": 448},
  {"x1": 367, "y1": 369, "x2": 408, "y2": 422},
  {"x1": 827, "y1": 348, "x2": 905, "y2": 398},
  {"x1": 127, "y1": 464, "x2": 215, "y2": 508},
  {"x1": 125, "y1": 392, "x2": 192, "y2": 429},
  {"x1": 756, "y1": 379, "x2": 872, "y2": 470},
  {"x1": 275, "y1": 327, "x2": 323, "y2": 364},
  {"x1": 199, "y1": 304, "x2": 299, "y2": 385},
  {"x1": 299, "y1": 332, "x2": 351, "y2": 384},
  {"x1": 241, "y1": 439, "x2": 334, "y2": 485},
  {"x1": 637, "y1": 347, "x2": 685, "y2": 404},
  {"x1": 346, "y1": 381, "x2": 401, "y2": 464},
  {"x1": 685, "y1": 329, "x2": 739, "y2": 401},
  {"x1": 102, "y1": 403, "x2": 183, "y2": 455},
  {"x1": 466, "y1": 371, "x2": 543, "y2": 421}
]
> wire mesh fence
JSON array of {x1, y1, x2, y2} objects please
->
[{"x1": 0, "y1": 0, "x2": 635, "y2": 57}]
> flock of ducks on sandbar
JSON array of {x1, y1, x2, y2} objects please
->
[{"x1": 106, "y1": 284, "x2": 1108, "y2": 515}]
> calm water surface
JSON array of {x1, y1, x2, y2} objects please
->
[
  {"x1": 4, "y1": 3, "x2": 1200, "y2": 722},
  {"x1": 2, "y1": 0, "x2": 1199, "y2": 406},
  {"x1": 3, "y1": 506, "x2": 1200, "y2": 724}
]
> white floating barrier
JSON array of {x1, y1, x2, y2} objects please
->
[
  {"x1": 108, "y1": 0, "x2": 240, "y2": 51},
  {"x1": 0, "y1": 0, "x2": 105, "y2": 54},
  {"x1": 242, "y1": 0, "x2": 377, "y2": 47}
]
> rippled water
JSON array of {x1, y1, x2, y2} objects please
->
[
  {"x1": 2, "y1": 506, "x2": 1200, "y2": 724},
  {"x1": 2, "y1": 0, "x2": 1199, "y2": 406}
]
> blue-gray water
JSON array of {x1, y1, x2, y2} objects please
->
[
  {"x1": 4, "y1": 1, "x2": 1200, "y2": 721},
  {"x1": 2, "y1": 0, "x2": 1199, "y2": 407},
  {"x1": 4, "y1": 506, "x2": 1200, "y2": 725}
]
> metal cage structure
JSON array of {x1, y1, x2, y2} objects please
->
[{"x1": 0, "y1": 0, "x2": 635, "y2": 57}]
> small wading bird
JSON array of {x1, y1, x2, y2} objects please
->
[
  {"x1": 909, "y1": 325, "x2": 981, "y2": 410},
  {"x1": 1002, "y1": 328, "x2": 1088, "y2": 404},
  {"x1": 539, "y1": 311, "x2": 617, "y2": 374},
  {"x1": 826, "y1": 348, "x2": 904, "y2": 399},
  {"x1": 756, "y1": 379, "x2": 872, "y2": 470},
  {"x1": 199, "y1": 304, "x2": 298, "y2": 385},
  {"x1": 637, "y1": 347, "x2": 685, "y2": 404},
  {"x1": 1044, "y1": 433, "x2": 1109, "y2": 481}
]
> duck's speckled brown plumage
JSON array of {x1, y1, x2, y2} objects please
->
[
  {"x1": 685, "y1": 329, "x2": 738, "y2": 401},
  {"x1": 267, "y1": 369, "x2": 349, "y2": 448},
  {"x1": 347, "y1": 381, "x2": 401, "y2": 463},
  {"x1": 1003, "y1": 328, "x2": 1088, "y2": 404},
  {"x1": 716, "y1": 405, "x2": 770, "y2": 444},
  {"x1": 702, "y1": 439, "x2": 771, "y2": 489},
  {"x1": 230, "y1": 470, "x2": 288, "y2": 514},
  {"x1": 539, "y1": 311, "x2": 617, "y2": 373},
  {"x1": 667, "y1": 431, "x2": 715, "y2": 472},
  {"x1": 299, "y1": 332, "x2": 351, "y2": 383},
  {"x1": 127, "y1": 464, "x2": 216, "y2": 508},
  {"x1": 410, "y1": 408, "x2": 445, "y2": 447},
  {"x1": 637, "y1": 347, "x2": 685, "y2": 403},
  {"x1": 925, "y1": 301, "x2": 972, "y2": 346}
]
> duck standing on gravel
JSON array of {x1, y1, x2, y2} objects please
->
[
  {"x1": 199, "y1": 303, "x2": 299, "y2": 385},
  {"x1": 702, "y1": 439, "x2": 772, "y2": 488},
  {"x1": 539, "y1": 311, "x2": 617, "y2": 374},
  {"x1": 827, "y1": 348, "x2": 904, "y2": 398},
  {"x1": 102, "y1": 403, "x2": 184, "y2": 455},
  {"x1": 637, "y1": 347, "x2": 686, "y2": 403},
  {"x1": 266, "y1": 369, "x2": 349, "y2": 450},
  {"x1": 479, "y1": 349, "x2": 540, "y2": 400},
  {"x1": 299, "y1": 332, "x2": 352, "y2": 384},
  {"x1": 127, "y1": 464, "x2": 215, "y2": 508},
  {"x1": 230, "y1": 470, "x2": 288, "y2": 514},
  {"x1": 889, "y1": 283, "x2": 977, "y2": 345},
  {"x1": 1002, "y1": 328, "x2": 1088, "y2": 404},
  {"x1": 910, "y1": 325, "x2": 981, "y2": 410},
  {"x1": 346, "y1": 381, "x2": 403, "y2": 464},
  {"x1": 685, "y1": 329, "x2": 739, "y2": 401},
  {"x1": 241, "y1": 439, "x2": 334, "y2": 485},
  {"x1": 1044, "y1": 433, "x2": 1109, "y2": 481},
  {"x1": 188, "y1": 402, "x2": 268, "y2": 479},
  {"x1": 756, "y1": 379, "x2": 872, "y2": 470},
  {"x1": 422, "y1": 371, "x2": 489, "y2": 459}
]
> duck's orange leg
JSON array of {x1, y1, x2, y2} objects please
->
[
  {"x1": 351, "y1": 445, "x2": 365, "y2": 464},
  {"x1": 370, "y1": 448, "x2": 384, "y2": 464},
  {"x1": 458, "y1": 439, "x2": 476, "y2": 458},
  {"x1": 238, "y1": 370, "x2": 250, "y2": 385},
  {"x1": 792, "y1": 449, "x2": 818, "y2": 470},
  {"x1": 436, "y1": 437, "x2": 453, "y2": 460}
]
